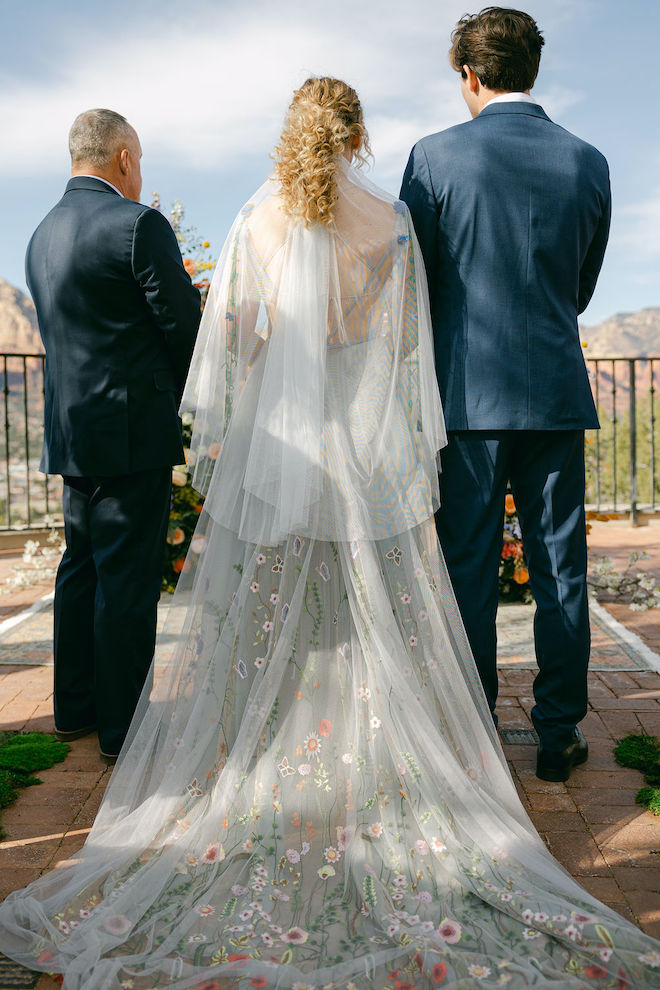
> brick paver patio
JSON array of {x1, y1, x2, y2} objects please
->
[{"x1": 0, "y1": 523, "x2": 658, "y2": 988}]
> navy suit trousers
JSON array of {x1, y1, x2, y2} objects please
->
[
  {"x1": 54, "y1": 468, "x2": 172, "y2": 755},
  {"x1": 435, "y1": 430, "x2": 589, "y2": 751}
]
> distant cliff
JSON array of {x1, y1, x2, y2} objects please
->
[
  {"x1": 580, "y1": 308, "x2": 660, "y2": 358},
  {"x1": 0, "y1": 278, "x2": 43, "y2": 354}
]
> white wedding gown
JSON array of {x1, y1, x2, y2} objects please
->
[{"x1": 1, "y1": 161, "x2": 659, "y2": 989}]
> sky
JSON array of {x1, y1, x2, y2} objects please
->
[{"x1": 0, "y1": 0, "x2": 657, "y2": 327}]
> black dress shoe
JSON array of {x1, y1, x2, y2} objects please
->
[
  {"x1": 54, "y1": 724, "x2": 96, "y2": 742},
  {"x1": 536, "y1": 727, "x2": 588, "y2": 782},
  {"x1": 99, "y1": 751, "x2": 119, "y2": 766}
]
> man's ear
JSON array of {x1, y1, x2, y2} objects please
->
[
  {"x1": 463, "y1": 65, "x2": 480, "y2": 94},
  {"x1": 119, "y1": 148, "x2": 130, "y2": 175}
]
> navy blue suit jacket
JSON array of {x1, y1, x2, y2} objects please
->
[
  {"x1": 400, "y1": 102, "x2": 610, "y2": 431},
  {"x1": 26, "y1": 176, "x2": 201, "y2": 476}
]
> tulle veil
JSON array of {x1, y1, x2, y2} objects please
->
[{"x1": 1, "y1": 159, "x2": 660, "y2": 989}]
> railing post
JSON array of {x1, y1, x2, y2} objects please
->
[{"x1": 629, "y1": 359, "x2": 638, "y2": 525}]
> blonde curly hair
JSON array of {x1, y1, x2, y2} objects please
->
[{"x1": 273, "y1": 77, "x2": 371, "y2": 226}]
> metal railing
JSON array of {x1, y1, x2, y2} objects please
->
[
  {"x1": 0, "y1": 351, "x2": 657, "y2": 532},
  {"x1": 0, "y1": 353, "x2": 62, "y2": 531},
  {"x1": 585, "y1": 357, "x2": 660, "y2": 523}
]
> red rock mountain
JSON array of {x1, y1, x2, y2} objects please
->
[{"x1": 0, "y1": 278, "x2": 43, "y2": 354}]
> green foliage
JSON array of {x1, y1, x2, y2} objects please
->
[
  {"x1": 613, "y1": 732, "x2": 660, "y2": 816},
  {"x1": 614, "y1": 733, "x2": 660, "y2": 773},
  {"x1": 586, "y1": 392, "x2": 660, "y2": 509},
  {"x1": 0, "y1": 731, "x2": 70, "y2": 838},
  {"x1": 162, "y1": 417, "x2": 205, "y2": 594},
  {"x1": 636, "y1": 786, "x2": 660, "y2": 816}
]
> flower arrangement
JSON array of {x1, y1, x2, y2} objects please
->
[
  {"x1": 152, "y1": 194, "x2": 215, "y2": 592},
  {"x1": 499, "y1": 494, "x2": 532, "y2": 603}
]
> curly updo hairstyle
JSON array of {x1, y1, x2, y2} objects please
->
[{"x1": 273, "y1": 77, "x2": 371, "y2": 227}]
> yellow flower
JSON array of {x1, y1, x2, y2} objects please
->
[{"x1": 202, "y1": 241, "x2": 210, "y2": 248}]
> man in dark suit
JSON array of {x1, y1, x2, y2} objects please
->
[
  {"x1": 401, "y1": 8, "x2": 611, "y2": 781},
  {"x1": 26, "y1": 109, "x2": 201, "y2": 762}
]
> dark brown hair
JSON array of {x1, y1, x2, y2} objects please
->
[{"x1": 449, "y1": 7, "x2": 544, "y2": 92}]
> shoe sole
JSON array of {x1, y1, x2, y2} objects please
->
[
  {"x1": 54, "y1": 725, "x2": 97, "y2": 742},
  {"x1": 535, "y1": 748, "x2": 588, "y2": 783},
  {"x1": 99, "y1": 751, "x2": 118, "y2": 766}
]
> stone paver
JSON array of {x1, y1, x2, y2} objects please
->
[{"x1": 0, "y1": 522, "x2": 659, "y2": 987}]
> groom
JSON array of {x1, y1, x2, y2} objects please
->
[
  {"x1": 401, "y1": 7, "x2": 611, "y2": 781},
  {"x1": 27, "y1": 109, "x2": 201, "y2": 762}
]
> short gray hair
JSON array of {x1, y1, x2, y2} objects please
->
[{"x1": 68, "y1": 109, "x2": 134, "y2": 168}]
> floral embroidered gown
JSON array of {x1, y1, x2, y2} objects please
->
[{"x1": 1, "y1": 161, "x2": 660, "y2": 989}]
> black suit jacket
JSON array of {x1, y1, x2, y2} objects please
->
[{"x1": 26, "y1": 176, "x2": 201, "y2": 476}]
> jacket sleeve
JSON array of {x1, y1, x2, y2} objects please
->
[
  {"x1": 399, "y1": 143, "x2": 439, "y2": 297},
  {"x1": 578, "y1": 162, "x2": 612, "y2": 315},
  {"x1": 131, "y1": 207, "x2": 202, "y2": 400}
]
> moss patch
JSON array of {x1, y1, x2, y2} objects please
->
[
  {"x1": 0, "y1": 731, "x2": 69, "y2": 838},
  {"x1": 614, "y1": 732, "x2": 660, "y2": 816}
]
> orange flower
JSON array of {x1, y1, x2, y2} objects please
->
[
  {"x1": 319, "y1": 719, "x2": 332, "y2": 737},
  {"x1": 183, "y1": 257, "x2": 197, "y2": 278},
  {"x1": 167, "y1": 527, "x2": 185, "y2": 546},
  {"x1": 173, "y1": 558, "x2": 186, "y2": 574},
  {"x1": 513, "y1": 566, "x2": 529, "y2": 585},
  {"x1": 505, "y1": 493, "x2": 516, "y2": 515},
  {"x1": 432, "y1": 961, "x2": 448, "y2": 983}
]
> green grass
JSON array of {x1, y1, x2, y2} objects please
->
[
  {"x1": 0, "y1": 731, "x2": 69, "y2": 839},
  {"x1": 614, "y1": 732, "x2": 660, "y2": 816}
]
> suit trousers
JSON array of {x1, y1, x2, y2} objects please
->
[
  {"x1": 435, "y1": 430, "x2": 589, "y2": 751},
  {"x1": 54, "y1": 467, "x2": 172, "y2": 755}
]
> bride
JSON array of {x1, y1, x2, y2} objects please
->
[{"x1": 1, "y1": 77, "x2": 659, "y2": 989}]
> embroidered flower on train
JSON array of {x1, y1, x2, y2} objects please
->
[
  {"x1": 250, "y1": 581, "x2": 259, "y2": 593},
  {"x1": 324, "y1": 846, "x2": 340, "y2": 863},
  {"x1": 261, "y1": 932, "x2": 274, "y2": 946},
  {"x1": 303, "y1": 733, "x2": 321, "y2": 758},
  {"x1": 370, "y1": 715, "x2": 382, "y2": 729},
  {"x1": 297, "y1": 763, "x2": 311, "y2": 776},
  {"x1": 584, "y1": 966, "x2": 608, "y2": 979},
  {"x1": 254, "y1": 657, "x2": 265, "y2": 669},
  {"x1": 202, "y1": 842, "x2": 225, "y2": 864},
  {"x1": 262, "y1": 620, "x2": 274, "y2": 633},
  {"x1": 319, "y1": 719, "x2": 332, "y2": 737},
  {"x1": 239, "y1": 909, "x2": 254, "y2": 921},
  {"x1": 522, "y1": 929, "x2": 541, "y2": 940},
  {"x1": 243, "y1": 839, "x2": 254, "y2": 852},
  {"x1": 599, "y1": 948, "x2": 613, "y2": 962},
  {"x1": 437, "y1": 919, "x2": 462, "y2": 943},
  {"x1": 432, "y1": 962, "x2": 448, "y2": 984},
  {"x1": 430, "y1": 838, "x2": 447, "y2": 856},
  {"x1": 563, "y1": 924, "x2": 581, "y2": 942},
  {"x1": 417, "y1": 891, "x2": 433, "y2": 904},
  {"x1": 358, "y1": 686, "x2": 371, "y2": 701},
  {"x1": 400, "y1": 593, "x2": 412, "y2": 604},
  {"x1": 250, "y1": 978, "x2": 269, "y2": 988},
  {"x1": 368, "y1": 823, "x2": 383, "y2": 838},
  {"x1": 421, "y1": 920, "x2": 435, "y2": 933},
  {"x1": 58, "y1": 921, "x2": 70, "y2": 933},
  {"x1": 281, "y1": 927, "x2": 309, "y2": 944},
  {"x1": 418, "y1": 609, "x2": 428, "y2": 621},
  {"x1": 467, "y1": 964, "x2": 491, "y2": 979},
  {"x1": 392, "y1": 874, "x2": 407, "y2": 888},
  {"x1": 293, "y1": 983, "x2": 315, "y2": 990},
  {"x1": 119, "y1": 981, "x2": 134, "y2": 989},
  {"x1": 415, "y1": 840, "x2": 429, "y2": 856},
  {"x1": 409, "y1": 635, "x2": 418, "y2": 646},
  {"x1": 195, "y1": 904, "x2": 215, "y2": 917},
  {"x1": 291, "y1": 536, "x2": 305, "y2": 557},
  {"x1": 103, "y1": 915, "x2": 132, "y2": 935},
  {"x1": 301, "y1": 841, "x2": 310, "y2": 855},
  {"x1": 386, "y1": 922, "x2": 400, "y2": 936},
  {"x1": 639, "y1": 951, "x2": 660, "y2": 967},
  {"x1": 552, "y1": 913, "x2": 567, "y2": 922},
  {"x1": 533, "y1": 912, "x2": 549, "y2": 923},
  {"x1": 337, "y1": 826, "x2": 353, "y2": 850},
  {"x1": 272, "y1": 890, "x2": 290, "y2": 901},
  {"x1": 571, "y1": 910, "x2": 596, "y2": 926},
  {"x1": 391, "y1": 891, "x2": 404, "y2": 901},
  {"x1": 269, "y1": 592, "x2": 279, "y2": 605},
  {"x1": 521, "y1": 909, "x2": 534, "y2": 924},
  {"x1": 187, "y1": 933, "x2": 207, "y2": 943},
  {"x1": 342, "y1": 752, "x2": 353, "y2": 764},
  {"x1": 286, "y1": 849, "x2": 301, "y2": 863}
]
